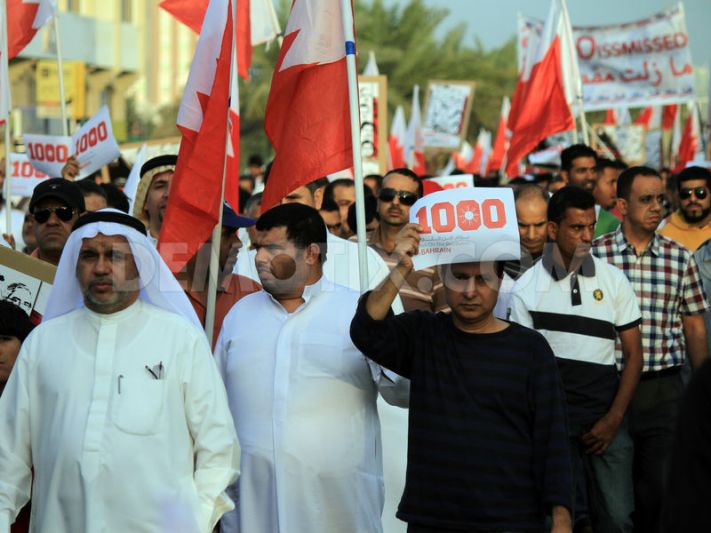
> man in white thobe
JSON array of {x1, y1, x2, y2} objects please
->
[
  {"x1": 215, "y1": 203, "x2": 408, "y2": 533},
  {"x1": 0, "y1": 209, "x2": 239, "y2": 533}
]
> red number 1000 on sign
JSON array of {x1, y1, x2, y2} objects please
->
[
  {"x1": 415, "y1": 199, "x2": 507, "y2": 234},
  {"x1": 27, "y1": 143, "x2": 69, "y2": 163}
]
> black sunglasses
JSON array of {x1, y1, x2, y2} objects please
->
[
  {"x1": 679, "y1": 186, "x2": 708, "y2": 201},
  {"x1": 378, "y1": 188, "x2": 418, "y2": 206},
  {"x1": 33, "y1": 206, "x2": 75, "y2": 224}
]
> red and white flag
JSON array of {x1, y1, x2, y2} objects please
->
[
  {"x1": 158, "y1": 0, "x2": 234, "y2": 272},
  {"x1": 160, "y1": 0, "x2": 279, "y2": 80},
  {"x1": 663, "y1": 104, "x2": 678, "y2": 131},
  {"x1": 7, "y1": 0, "x2": 56, "y2": 59},
  {"x1": 452, "y1": 141, "x2": 474, "y2": 172},
  {"x1": 506, "y1": 0, "x2": 576, "y2": 177},
  {"x1": 261, "y1": 0, "x2": 352, "y2": 210},
  {"x1": 673, "y1": 102, "x2": 701, "y2": 172},
  {"x1": 405, "y1": 85, "x2": 426, "y2": 175},
  {"x1": 388, "y1": 105, "x2": 406, "y2": 169},
  {"x1": 634, "y1": 106, "x2": 662, "y2": 130},
  {"x1": 486, "y1": 96, "x2": 510, "y2": 175},
  {"x1": 604, "y1": 109, "x2": 617, "y2": 125}
]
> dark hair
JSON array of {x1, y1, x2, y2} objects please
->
[
  {"x1": 514, "y1": 183, "x2": 549, "y2": 203},
  {"x1": 238, "y1": 188, "x2": 251, "y2": 213},
  {"x1": 561, "y1": 144, "x2": 597, "y2": 172},
  {"x1": 347, "y1": 194, "x2": 377, "y2": 233},
  {"x1": 596, "y1": 158, "x2": 627, "y2": 172},
  {"x1": 677, "y1": 166, "x2": 711, "y2": 191},
  {"x1": 76, "y1": 178, "x2": 108, "y2": 199},
  {"x1": 319, "y1": 198, "x2": 339, "y2": 213},
  {"x1": 248, "y1": 154, "x2": 264, "y2": 167},
  {"x1": 322, "y1": 178, "x2": 355, "y2": 205},
  {"x1": 307, "y1": 177, "x2": 330, "y2": 195},
  {"x1": 547, "y1": 186, "x2": 596, "y2": 224},
  {"x1": 364, "y1": 174, "x2": 383, "y2": 195},
  {"x1": 383, "y1": 168, "x2": 423, "y2": 197},
  {"x1": 616, "y1": 166, "x2": 661, "y2": 200},
  {"x1": 0, "y1": 300, "x2": 35, "y2": 341},
  {"x1": 100, "y1": 183, "x2": 129, "y2": 213},
  {"x1": 256, "y1": 203, "x2": 327, "y2": 263},
  {"x1": 244, "y1": 192, "x2": 262, "y2": 218}
]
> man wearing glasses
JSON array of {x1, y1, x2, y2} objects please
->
[
  {"x1": 28, "y1": 178, "x2": 85, "y2": 265},
  {"x1": 369, "y1": 168, "x2": 448, "y2": 312},
  {"x1": 659, "y1": 166, "x2": 711, "y2": 251}
]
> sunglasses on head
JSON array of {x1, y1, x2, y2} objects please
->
[
  {"x1": 33, "y1": 206, "x2": 75, "y2": 224},
  {"x1": 378, "y1": 188, "x2": 418, "y2": 206},
  {"x1": 679, "y1": 186, "x2": 709, "y2": 201}
]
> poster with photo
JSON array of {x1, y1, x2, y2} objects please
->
[
  {"x1": 0, "y1": 247, "x2": 56, "y2": 323},
  {"x1": 422, "y1": 81, "x2": 476, "y2": 149}
]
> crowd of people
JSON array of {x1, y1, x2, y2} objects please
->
[{"x1": 0, "y1": 143, "x2": 710, "y2": 533}]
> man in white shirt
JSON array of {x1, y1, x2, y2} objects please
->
[
  {"x1": 0, "y1": 209, "x2": 239, "y2": 533},
  {"x1": 215, "y1": 203, "x2": 408, "y2": 533}
]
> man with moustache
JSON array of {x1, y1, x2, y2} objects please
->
[
  {"x1": 215, "y1": 203, "x2": 408, "y2": 533},
  {"x1": 593, "y1": 167, "x2": 709, "y2": 532},
  {"x1": 494, "y1": 184, "x2": 548, "y2": 318},
  {"x1": 28, "y1": 178, "x2": 85, "y2": 265},
  {"x1": 594, "y1": 159, "x2": 626, "y2": 238},
  {"x1": 659, "y1": 166, "x2": 711, "y2": 251},
  {"x1": 350, "y1": 223, "x2": 573, "y2": 533},
  {"x1": 510, "y1": 187, "x2": 643, "y2": 532},
  {"x1": 368, "y1": 168, "x2": 448, "y2": 312},
  {"x1": 132, "y1": 154, "x2": 176, "y2": 246},
  {"x1": 560, "y1": 144, "x2": 598, "y2": 192},
  {"x1": 0, "y1": 210, "x2": 239, "y2": 533}
]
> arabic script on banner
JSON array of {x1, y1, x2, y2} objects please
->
[{"x1": 519, "y1": 3, "x2": 695, "y2": 110}]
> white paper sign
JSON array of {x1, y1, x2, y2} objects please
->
[
  {"x1": 427, "y1": 175, "x2": 474, "y2": 190},
  {"x1": 520, "y1": 4, "x2": 696, "y2": 110},
  {"x1": 8, "y1": 153, "x2": 49, "y2": 197},
  {"x1": 422, "y1": 83, "x2": 474, "y2": 149},
  {"x1": 72, "y1": 105, "x2": 121, "y2": 178},
  {"x1": 23, "y1": 133, "x2": 72, "y2": 177},
  {"x1": 410, "y1": 188, "x2": 520, "y2": 270}
]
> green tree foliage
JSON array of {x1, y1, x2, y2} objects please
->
[{"x1": 151, "y1": 0, "x2": 518, "y2": 168}]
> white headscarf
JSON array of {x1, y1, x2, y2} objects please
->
[{"x1": 43, "y1": 208, "x2": 201, "y2": 328}]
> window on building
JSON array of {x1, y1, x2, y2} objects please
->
[{"x1": 66, "y1": 0, "x2": 80, "y2": 13}]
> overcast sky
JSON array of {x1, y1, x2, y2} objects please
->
[{"x1": 381, "y1": 0, "x2": 711, "y2": 67}]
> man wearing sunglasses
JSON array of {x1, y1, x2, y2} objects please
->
[
  {"x1": 28, "y1": 178, "x2": 85, "y2": 265},
  {"x1": 370, "y1": 168, "x2": 448, "y2": 312},
  {"x1": 659, "y1": 166, "x2": 711, "y2": 251}
]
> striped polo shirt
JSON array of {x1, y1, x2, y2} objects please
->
[{"x1": 509, "y1": 249, "x2": 642, "y2": 430}]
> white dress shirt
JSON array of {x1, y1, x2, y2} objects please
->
[
  {"x1": 0, "y1": 300, "x2": 239, "y2": 533},
  {"x1": 215, "y1": 277, "x2": 408, "y2": 533}
]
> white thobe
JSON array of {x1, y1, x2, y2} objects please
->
[
  {"x1": 0, "y1": 300, "x2": 239, "y2": 533},
  {"x1": 215, "y1": 278, "x2": 408, "y2": 533}
]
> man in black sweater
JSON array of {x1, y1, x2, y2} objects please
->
[{"x1": 350, "y1": 223, "x2": 573, "y2": 533}]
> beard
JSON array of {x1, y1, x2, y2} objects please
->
[{"x1": 682, "y1": 205, "x2": 711, "y2": 223}]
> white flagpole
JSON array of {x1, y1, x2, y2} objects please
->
[
  {"x1": 53, "y1": 16, "x2": 69, "y2": 136},
  {"x1": 340, "y1": 0, "x2": 369, "y2": 293},
  {"x1": 2, "y1": 0, "x2": 13, "y2": 234},
  {"x1": 205, "y1": 0, "x2": 237, "y2": 345}
]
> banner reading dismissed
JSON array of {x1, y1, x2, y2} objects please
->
[
  {"x1": 519, "y1": 3, "x2": 696, "y2": 110},
  {"x1": 410, "y1": 188, "x2": 520, "y2": 271}
]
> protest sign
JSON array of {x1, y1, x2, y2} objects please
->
[
  {"x1": 0, "y1": 246, "x2": 56, "y2": 323},
  {"x1": 426, "y1": 175, "x2": 474, "y2": 190},
  {"x1": 8, "y1": 153, "x2": 49, "y2": 197},
  {"x1": 519, "y1": 3, "x2": 696, "y2": 110},
  {"x1": 72, "y1": 105, "x2": 121, "y2": 178},
  {"x1": 422, "y1": 81, "x2": 475, "y2": 149},
  {"x1": 593, "y1": 123, "x2": 647, "y2": 165},
  {"x1": 359, "y1": 75, "x2": 388, "y2": 175},
  {"x1": 410, "y1": 188, "x2": 520, "y2": 271},
  {"x1": 23, "y1": 134, "x2": 72, "y2": 178}
]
